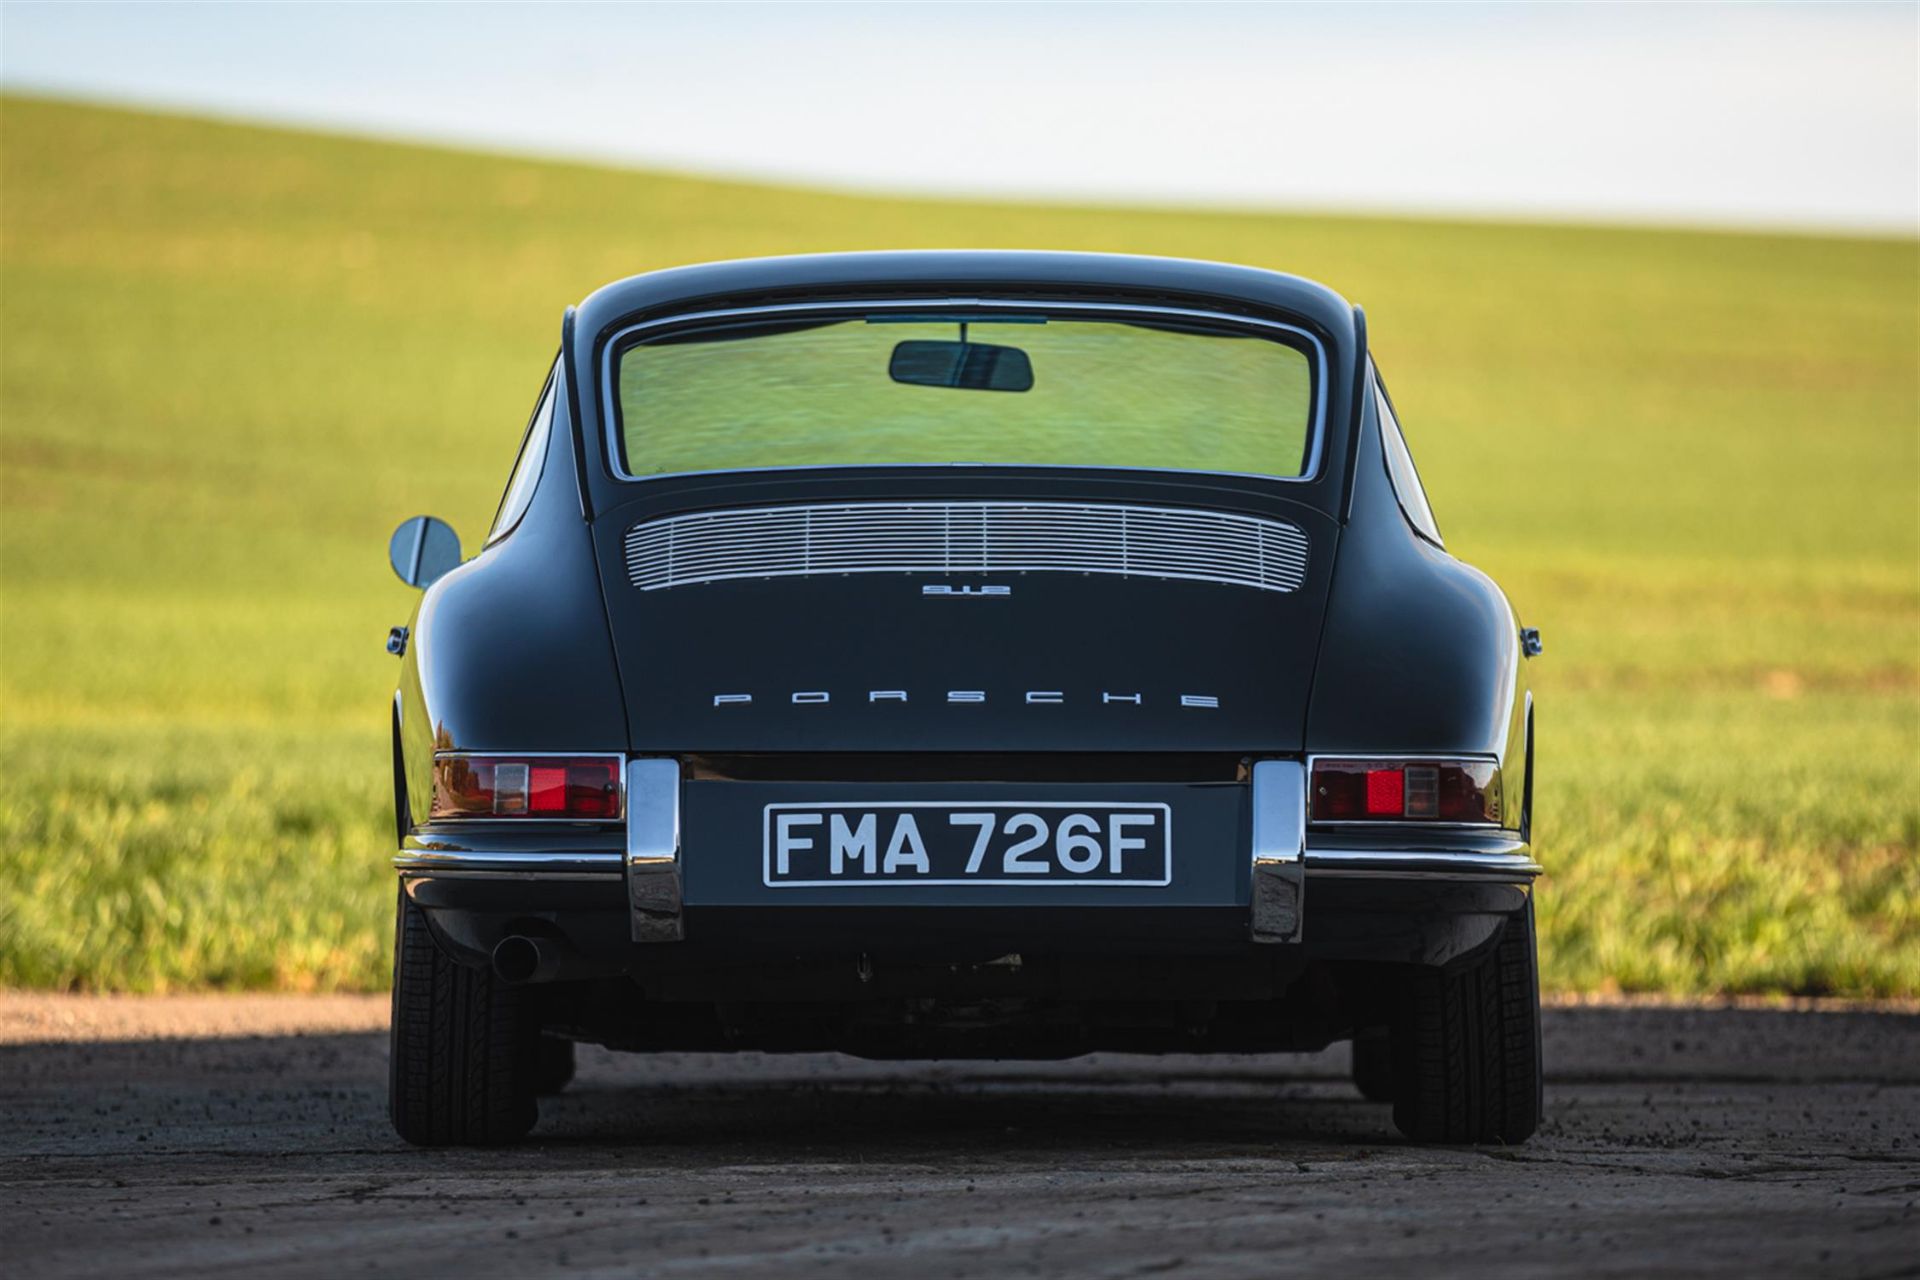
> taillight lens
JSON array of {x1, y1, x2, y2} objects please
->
[
  {"x1": 1310, "y1": 758, "x2": 1501, "y2": 825},
  {"x1": 431, "y1": 755, "x2": 622, "y2": 820}
]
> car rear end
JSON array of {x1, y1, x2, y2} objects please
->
[{"x1": 387, "y1": 254, "x2": 1542, "y2": 1147}]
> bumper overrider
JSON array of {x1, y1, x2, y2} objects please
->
[{"x1": 395, "y1": 758, "x2": 1541, "y2": 973}]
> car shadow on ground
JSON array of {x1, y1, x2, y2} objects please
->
[
  {"x1": 9, "y1": 1007, "x2": 1919, "y2": 1279},
  {"x1": 0, "y1": 1031, "x2": 1398, "y2": 1162},
  {"x1": 5, "y1": 1005, "x2": 1917, "y2": 1167},
  {"x1": 534, "y1": 1053, "x2": 1388, "y2": 1157}
]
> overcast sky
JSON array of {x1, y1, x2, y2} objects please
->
[{"x1": 2, "y1": 2, "x2": 1915, "y2": 232}]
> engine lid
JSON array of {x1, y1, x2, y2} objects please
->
[{"x1": 592, "y1": 485, "x2": 1338, "y2": 754}]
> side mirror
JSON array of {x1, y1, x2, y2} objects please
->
[{"x1": 388, "y1": 515, "x2": 461, "y2": 589}]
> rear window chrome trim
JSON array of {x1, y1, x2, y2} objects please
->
[{"x1": 598, "y1": 297, "x2": 1329, "y2": 487}]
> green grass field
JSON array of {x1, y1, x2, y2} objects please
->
[{"x1": 2, "y1": 96, "x2": 1915, "y2": 995}]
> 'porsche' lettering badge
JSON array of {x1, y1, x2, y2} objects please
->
[{"x1": 711, "y1": 690, "x2": 1220, "y2": 710}]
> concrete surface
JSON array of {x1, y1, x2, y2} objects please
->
[{"x1": 2, "y1": 998, "x2": 1916, "y2": 1277}]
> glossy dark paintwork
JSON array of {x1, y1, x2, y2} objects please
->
[
  {"x1": 392, "y1": 249, "x2": 1533, "y2": 852},
  {"x1": 392, "y1": 355, "x2": 625, "y2": 831},
  {"x1": 1305, "y1": 375, "x2": 1532, "y2": 831}
]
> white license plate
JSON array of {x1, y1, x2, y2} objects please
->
[{"x1": 762, "y1": 801, "x2": 1173, "y2": 887}]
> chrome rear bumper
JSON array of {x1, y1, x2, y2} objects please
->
[
  {"x1": 393, "y1": 760, "x2": 1539, "y2": 949},
  {"x1": 392, "y1": 846, "x2": 1541, "y2": 881}
]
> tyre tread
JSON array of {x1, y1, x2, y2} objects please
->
[
  {"x1": 388, "y1": 889, "x2": 537, "y2": 1146},
  {"x1": 1390, "y1": 901, "x2": 1542, "y2": 1144}
]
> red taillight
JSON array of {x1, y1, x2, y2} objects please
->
[
  {"x1": 431, "y1": 755, "x2": 622, "y2": 820},
  {"x1": 1364, "y1": 768, "x2": 1404, "y2": 815},
  {"x1": 1311, "y1": 758, "x2": 1501, "y2": 825}
]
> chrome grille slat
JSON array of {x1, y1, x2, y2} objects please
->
[{"x1": 623, "y1": 501, "x2": 1310, "y2": 593}]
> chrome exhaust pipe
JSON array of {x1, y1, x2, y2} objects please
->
[{"x1": 491, "y1": 935, "x2": 563, "y2": 985}]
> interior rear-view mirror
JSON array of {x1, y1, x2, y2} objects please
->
[{"x1": 890, "y1": 339, "x2": 1034, "y2": 392}]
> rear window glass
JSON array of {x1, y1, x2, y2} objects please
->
[{"x1": 612, "y1": 311, "x2": 1317, "y2": 479}]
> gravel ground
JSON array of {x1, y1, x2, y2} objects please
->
[{"x1": 2, "y1": 997, "x2": 1916, "y2": 1278}]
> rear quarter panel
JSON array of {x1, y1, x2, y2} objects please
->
[
  {"x1": 393, "y1": 362, "x2": 627, "y2": 832},
  {"x1": 1305, "y1": 384, "x2": 1532, "y2": 833}
]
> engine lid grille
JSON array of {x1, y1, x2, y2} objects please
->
[{"x1": 623, "y1": 501, "x2": 1310, "y2": 594}]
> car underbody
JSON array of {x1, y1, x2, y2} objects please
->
[{"x1": 406, "y1": 853, "x2": 1531, "y2": 1060}]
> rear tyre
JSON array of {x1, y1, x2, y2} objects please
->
[
  {"x1": 1350, "y1": 1029, "x2": 1395, "y2": 1102},
  {"x1": 535, "y1": 1037, "x2": 577, "y2": 1096},
  {"x1": 389, "y1": 887, "x2": 539, "y2": 1146},
  {"x1": 1389, "y1": 899, "x2": 1543, "y2": 1144}
]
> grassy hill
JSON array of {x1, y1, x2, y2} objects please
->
[{"x1": 1, "y1": 95, "x2": 1914, "y2": 994}]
